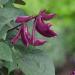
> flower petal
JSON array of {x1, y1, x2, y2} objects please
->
[
  {"x1": 30, "y1": 24, "x2": 46, "y2": 46},
  {"x1": 11, "y1": 27, "x2": 21, "y2": 44},
  {"x1": 33, "y1": 38, "x2": 46, "y2": 46},
  {"x1": 20, "y1": 25, "x2": 30, "y2": 47},
  {"x1": 35, "y1": 16, "x2": 56, "y2": 37},
  {"x1": 40, "y1": 10, "x2": 56, "y2": 20},
  {"x1": 15, "y1": 16, "x2": 33, "y2": 23}
]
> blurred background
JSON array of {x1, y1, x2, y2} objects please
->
[{"x1": 12, "y1": 0, "x2": 75, "y2": 75}]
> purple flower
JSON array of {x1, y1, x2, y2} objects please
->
[
  {"x1": 11, "y1": 24, "x2": 31, "y2": 47},
  {"x1": 11, "y1": 10, "x2": 57, "y2": 47},
  {"x1": 40, "y1": 10, "x2": 56, "y2": 20},
  {"x1": 20, "y1": 24, "x2": 31, "y2": 47},
  {"x1": 15, "y1": 16, "x2": 34, "y2": 23},
  {"x1": 20, "y1": 24, "x2": 46, "y2": 47},
  {"x1": 35, "y1": 15, "x2": 56, "y2": 37},
  {"x1": 11, "y1": 24, "x2": 46, "y2": 47},
  {"x1": 11, "y1": 27, "x2": 21, "y2": 44}
]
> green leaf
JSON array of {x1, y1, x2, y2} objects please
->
[
  {"x1": 0, "y1": 42, "x2": 13, "y2": 62},
  {"x1": 0, "y1": 7, "x2": 24, "y2": 31},
  {"x1": 18, "y1": 54, "x2": 55, "y2": 75},
  {"x1": 0, "y1": 25, "x2": 10, "y2": 40},
  {"x1": 7, "y1": 46, "x2": 55, "y2": 75}
]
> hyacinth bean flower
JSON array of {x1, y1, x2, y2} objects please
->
[
  {"x1": 11, "y1": 10, "x2": 56, "y2": 47},
  {"x1": 11, "y1": 24, "x2": 46, "y2": 47},
  {"x1": 35, "y1": 15, "x2": 57, "y2": 37},
  {"x1": 40, "y1": 10, "x2": 56, "y2": 20}
]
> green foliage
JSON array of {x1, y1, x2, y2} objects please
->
[
  {"x1": 7, "y1": 47, "x2": 55, "y2": 75},
  {"x1": 0, "y1": 25, "x2": 10, "y2": 40},
  {"x1": 0, "y1": 42, "x2": 12, "y2": 62},
  {"x1": 2, "y1": 43, "x2": 55, "y2": 75}
]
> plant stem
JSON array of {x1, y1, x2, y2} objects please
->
[{"x1": 7, "y1": 24, "x2": 21, "y2": 32}]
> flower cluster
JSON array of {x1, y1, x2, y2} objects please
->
[{"x1": 11, "y1": 10, "x2": 57, "y2": 47}]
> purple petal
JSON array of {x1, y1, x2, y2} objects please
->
[
  {"x1": 30, "y1": 36, "x2": 46, "y2": 46},
  {"x1": 11, "y1": 28, "x2": 21, "y2": 44},
  {"x1": 20, "y1": 25, "x2": 30, "y2": 47},
  {"x1": 42, "y1": 13, "x2": 56, "y2": 20},
  {"x1": 35, "y1": 16, "x2": 56, "y2": 37},
  {"x1": 15, "y1": 16, "x2": 33, "y2": 23},
  {"x1": 33, "y1": 38, "x2": 46, "y2": 46},
  {"x1": 30, "y1": 24, "x2": 46, "y2": 46},
  {"x1": 40, "y1": 10, "x2": 56, "y2": 20}
]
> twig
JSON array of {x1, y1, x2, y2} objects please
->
[{"x1": 7, "y1": 24, "x2": 21, "y2": 32}]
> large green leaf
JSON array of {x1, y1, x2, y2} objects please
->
[
  {"x1": 18, "y1": 54, "x2": 55, "y2": 75},
  {"x1": 0, "y1": 42, "x2": 12, "y2": 62},
  {"x1": 7, "y1": 46, "x2": 55, "y2": 75}
]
